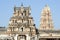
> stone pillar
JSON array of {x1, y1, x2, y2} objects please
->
[
  {"x1": 34, "y1": 35, "x2": 37, "y2": 40},
  {"x1": 14, "y1": 34, "x2": 18, "y2": 40},
  {"x1": 26, "y1": 34, "x2": 30, "y2": 40}
]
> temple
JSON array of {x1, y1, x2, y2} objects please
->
[
  {"x1": 0, "y1": 4, "x2": 60, "y2": 40},
  {"x1": 39, "y1": 5, "x2": 54, "y2": 30}
]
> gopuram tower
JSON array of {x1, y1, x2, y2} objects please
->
[
  {"x1": 39, "y1": 5, "x2": 54, "y2": 30},
  {"x1": 7, "y1": 4, "x2": 36, "y2": 40}
]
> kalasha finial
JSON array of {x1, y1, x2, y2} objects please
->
[
  {"x1": 21, "y1": 3, "x2": 23, "y2": 6},
  {"x1": 44, "y1": 4, "x2": 50, "y2": 11},
  {"x1": 45, "y1": 4, "x2": 48, "y2": 7},
  {"x1": 14, "y1": 5, "x2": 16, "y2": 11}
]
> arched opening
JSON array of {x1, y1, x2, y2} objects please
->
[
  {"x1": 21, "y1": 27, "x2": 23, "y2": 32},
  {"x1": 19, "y1": 27, "x2": 24, "y2": 32},
  {"x1": 17, "y1": 35, "x2": 26, "y2": 40}
]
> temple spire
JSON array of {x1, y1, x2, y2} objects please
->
[{"x1": 39, "y1": 5, "x2": 54, "y2": 30}]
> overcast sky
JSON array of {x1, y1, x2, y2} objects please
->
[{"x1": 0, "y1": 0, "x2": 60, "y2": 29}]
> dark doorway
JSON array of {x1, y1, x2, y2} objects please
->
[
  {"x1": 59, "y1": 39, "x2": 60, "y2": 40},
  {"x1": 39, "y1": 38, "x2": 56, "y2": 40},
  {"x1": 47, "y1": 39, "x2": 55, "y2": 40},
  {"x1": 18, "y1": 35, "x2": 26, "y2": 40}
]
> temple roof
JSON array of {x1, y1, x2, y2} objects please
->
[
  {"x1": 39, "y1": 30, "x2": 60, "y2": 33},
  {"x1": 0, "y1": 27, "x2": 6, "y2": 31}
]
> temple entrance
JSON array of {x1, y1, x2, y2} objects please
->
[
  {"x1": 46, "y1": 38, "x2": 56, "y2": 40},
  {"x1": 17, "y1": 35, "x2": 26, "y2": 40},
  {"x1": 39, "y1": 38, "x2": 60, "y2": 40}
]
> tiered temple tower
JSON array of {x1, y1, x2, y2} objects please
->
[
  {"x1": 39, "y1": 5, "x2": 54, "y2": 30},
  {"x1": 7, "y1": 4, "x2": 36, "y2": 40}
]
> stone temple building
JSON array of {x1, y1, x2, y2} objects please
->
[{"x1": 0, "y1": 4, "x2": 60, "y2": 40}]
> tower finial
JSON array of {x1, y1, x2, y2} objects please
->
[
  {"x1": 45, "y1": 4, "x2": 49, "y2": 7},
  {"x1": 21, "y1": 3, "x2": 23, "y2": 6},
  {"x1": 46, "y1": 4, "x2": 48, "y2": 6},
  {"x1": 44, "y1": 4, "x2": 50, "y2": 11},
  {"x1": 14, "y1": 5, "x2": 16, "y2": 12}
]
